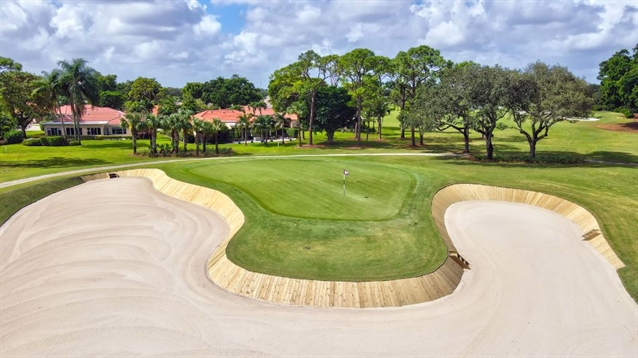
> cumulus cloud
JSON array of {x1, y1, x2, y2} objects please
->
[{"x1": 1, "y1": 0, "x2": 636, "y2": 88}]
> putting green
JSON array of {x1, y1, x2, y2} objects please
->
[{"x1": 187, "y1": 159, "x2": 415, "y2": 221}]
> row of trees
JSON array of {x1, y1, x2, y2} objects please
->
[
  {"x1": 269, "y1": 46, "x2": 592, "y2": 160},
  {"x1": 120, "y1": 109, "x2": 225, "y2": 156}
]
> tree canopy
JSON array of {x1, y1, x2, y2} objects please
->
[{"x1": 598, "y1": 45, "x2": 638, "y2": 114}]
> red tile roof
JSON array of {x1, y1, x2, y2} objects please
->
[
  {"x1": 193, "y1": 107, "x2": 297, "y2": 123},
  {"x1": 56, "y1": 105, "x2": 125, "y2": 125}
]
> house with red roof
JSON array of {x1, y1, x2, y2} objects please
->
[
  {"x1": 40, "y1": 105, "x2": 128, "y2": 136},
  {"x1": 193, "y1": 106, "x2": 298, "y2": 128}
]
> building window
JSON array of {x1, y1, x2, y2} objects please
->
[
  {"x1": 47, "y1": 128, "x2": 61, "y2": 136},
  {"x1": 110, "y1": 127, "x2": 127, "y2": 135},
  {"x1": 65, "y1": 127, "x2": 83, "y2": 136},
  {"x1": 87, "y1": 128, "x2": 101, "y2": 135}
]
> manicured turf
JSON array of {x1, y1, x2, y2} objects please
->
[{"x1": 186, "y1": 159, "x2": 414, "y2": 220}]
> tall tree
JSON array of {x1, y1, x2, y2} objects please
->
[
  {"x1": 394, "y1": 45, "x2": 449, "y2": 146},
  {"x1": 56, "y1": 58, "x2": 101, "y2": 143},
  {"x1": 274, "y1": 112, "x2": 287, "y2": 144},
  {"x1": 120, "y1": 112, "x2": 146, "y2": 154},
  {"x1": 0, "y1": 57, "x2": 22, "y2": 73},
  {"x1": 509, "y1": 62, "x2": 592, "y2": 160},
  {"x1": 237, "y1": 112, "x2": 252, "y2": 145},
  {"x1": 465, "y1": 64, "x2": 513, "y2": 160},
  {"x1": 210, "y1": 118, "x2": 225, "y2": 154},
  {"x1": 128, "y1": 77, "x2": 162, "y2": 104},
  {"x1": 422, "y1": 63, "x2": 476, "y2": 153},
  {"x1": 192, "y1": 118, "x2": 206, "y2": 156},
  {"x1": 145, "y1": 114, "x2": 162, "y2": 155},
  {"x1": 0, "y1": 70, "x2": 38, "y2": 138},
  {"x1": 338, "y1": 48, "x2": 386, "y2": 146},
  {"x1": 598, "y1": 45, "x2": 638, "y2": 113},
  {"x1": 313, "y1": 86, "x2": 356, "y2": 144},
  {"x1": 32, "y1": 70, "x2": 66, "y2": 137}
]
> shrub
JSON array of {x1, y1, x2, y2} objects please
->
[
  {"x1": 4, "y1": 130, "x2": 23, "y2": 144},
  {"x1": 68, "y1": 140, "x2": 80, "y2": 146},
  {"x1": 616, "y1": 108, "x2": 633, "y2": 118},
  {"x1": 22, "y1": 138, "x2": 42, "y2": 146},
  {"x1": 42, "y1": 136, "x2": 67, "y2": 146}
]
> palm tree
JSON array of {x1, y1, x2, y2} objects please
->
[
  {"x1": 253, "y1": 115, "x2": 272, "y2": 145},
  {"x1": 56, "y1": 58, "x2": 100, "y2": 143},
  {"x1": 237, "y1": 113, "x2": 252, "y2": 145},
  {"x1": 210, "y1": 118, "x2": 225, "y2": 154},
  {"x1": 287, "y1": 102, "x2": 305, "y2": 147},
  {"x1": 192, "y1": 118, "x2": 206, "y2": 156},
  {"x1": 177, "y1": 109, "x2": 193, "y2": 152},
  {"x1": 274, "y1": 113, "x2": 287, "y2": 144},
  {"x1": 32, "y1": 70, "x2": 65, "y2": 137},
  {"x1": 201, "y1": 121, "x2": 214, "y2": 153},
  {"x1": 121, "y1": 112, "x2": 146, "y2": 154},
  {"x1": 145, "y1": 114, "x2": 162, "y2": 155},
  {"x1": 163, "y1": 114, "x2": 180, "y2": 154}
]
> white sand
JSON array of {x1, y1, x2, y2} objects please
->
[{"x1": 1, "y1": 178, "x2": 636, "y2": 356}]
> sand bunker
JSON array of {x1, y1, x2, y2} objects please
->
[{"x1": 1, "y1": 178, "x2": 636, "y2": 356}]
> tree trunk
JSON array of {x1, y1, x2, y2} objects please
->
[
  {"x1": 410, "y1": 127, "x2": 416, "y2": 147},
  {"x1": 132, "y1": 135, "x2": 137, "y2": 154},
  {"x1": 182, "y1": 130, "x2": 187, "y2": 152},
  {"x1": 203, "y1": 135, "x2": 207, "y2": 153},
  {"x1": 356, "y1": 98, "x2": 362, "y2": 146},
  {"x1": 400, "y1": 99, "x2": 406, "y2": 139},
  {"x1": 244, "y1": 128, "x2": 248, "y2": 145},
  {"x1": 298, "y1": 120, "x2": 302, "y2": 147},
  {"x1": 365, "y1": 121, "x2": 369, "y2": 143},
  {"x1": 463, "y1": 124, "x2": 470, "y2": 153},
  {"x1": 20, "y1": 125, "x2": 27, "y2": 139},
  {"x1": 195, "y1": 132, "x2": 200, "y2": 156},
  {"x1": 419, "y1": 131, "x2": 424, "y2": 146},
  {"x1": 309, "y1": 90, "x2": 316, "y2": 145},
  {"x1": 215, "y1": 133, "x2": 219, "y2": 154},
  {"x1": 281, "y1": 128, "x2": 285, "y2": 144},
  {"x1": 377, "y1": 116, "x2": 382, "y2": 140},
  {"x1": 327, "y1": 131, "x2": 334, "y2": 144},
  {"x1": 485, "y1": 132, "x2": 494, "y2": 160}
]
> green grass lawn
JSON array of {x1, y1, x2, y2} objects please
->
[
  {"x1": 2, "y1": 111, "x2": 634, "y2": 183},
  {"x1": 186, "y1": 158, "x2": 414, "y2": 220}
]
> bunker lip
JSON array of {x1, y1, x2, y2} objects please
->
[
  {"x1": 1, "y1": 173, "x2": 635, "y2": 356},
  {"x1": 84, "y1": 169, "x2": 624, "y2": 308}
]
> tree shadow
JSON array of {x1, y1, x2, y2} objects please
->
[
  {"x1": 0, "y1": 157, "x2": 110, "y2": 169},
  {"x1": 431, "y1": 150, "x2": 638, "y2": 168}
]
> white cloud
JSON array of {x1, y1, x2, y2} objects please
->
[
  {"x1": 1, "y1": 0, "x2": 636, "y2": 88},
  {"x1": 194, "y1": 15, "x2": 221, "y2": 36}
]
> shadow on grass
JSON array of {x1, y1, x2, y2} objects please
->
[
  {"x1": 0, "y1": 157, "x2": 110, "y2": 169},
  {"x1": 431, "y1": 150, "x2": 638, "y2": 168}
]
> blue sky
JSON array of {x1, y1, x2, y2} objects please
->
[{"x1": 1, "y1": 0, "x2": 636, "y2": 89}]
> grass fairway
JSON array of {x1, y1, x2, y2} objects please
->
[{"x1": 187, "y1": 159, "x2": 414, "y2": 220}]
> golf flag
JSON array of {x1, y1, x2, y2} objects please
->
[{"x1": 343, "y1": 170, "x2": 349, "y2": 196}]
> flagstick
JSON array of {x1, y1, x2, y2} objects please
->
[{"x1": 343, "y1": 173, "x2": 346, "y2": 197}]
